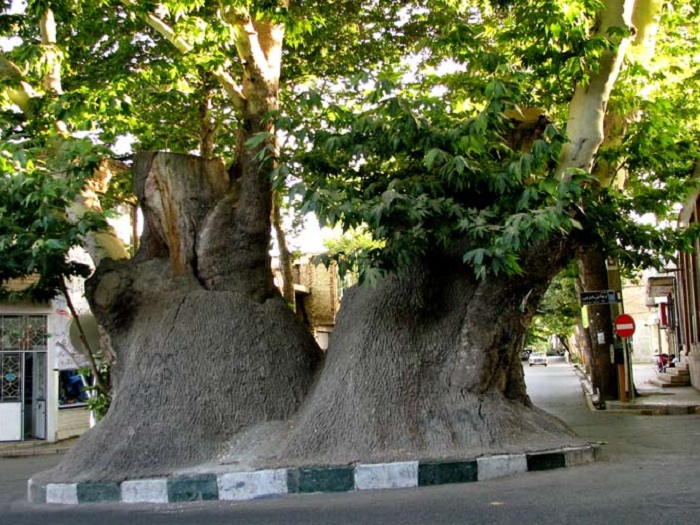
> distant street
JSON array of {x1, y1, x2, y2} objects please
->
[{"x1": 2, "y1": 357, "x2": 700, "y2": 525}]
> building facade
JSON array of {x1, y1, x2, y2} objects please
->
[
  {"x1": 675, "y1": 187, "x2": 700, "y2": 388},
  {"x1": 0, "y1": 278, "x2": 91, "y2": 443}
]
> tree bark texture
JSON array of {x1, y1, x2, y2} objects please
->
[
  {"x1": 276, "y1": 238, "x2": 585, "y2": 466},
  {"x1": 36, "y1": 152, "x2": 321, "y2": 482},
  {"x1": 577, "y1": 245, "x2": 618, "y2": 400}
]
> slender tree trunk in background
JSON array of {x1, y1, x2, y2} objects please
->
[
  {"x1": 198, "y1": 84, "x2": 216, "y2": 159},
  {"x1": 574, "y1": 277, "x2": 594, "y2": 374},
  {"x1": 577, "y1": 246, "x2": 618, "y2": 400},
  {"x1": 275, "y1": 237, "x2": 586, "y2": 466},
  {"x1": 272, "y1": 191, "x2": 297, "y2": 308}
]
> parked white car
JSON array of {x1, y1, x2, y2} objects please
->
[{"x1": 528, "y1": 352, "x2": 548, "y2": 367}]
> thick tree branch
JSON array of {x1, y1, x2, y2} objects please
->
[
  {"x1": 630, "y1": 0, "x2": 663, "y2": 59},
  {"x1": 212, "y1": 67, "x2": 246, "y2": 111},
  {"x1": 144, "y1": 12, "x2": 192, "y2": 53},
  {"x1": 0, "y1": 54, "x2": 23, "y2": 80},
  {"x1": 575, "y1": 0, "x2": 663, "y2": 189},
  {"x1": 121, "y1": 1, "x2": 246, "y2": 110},
  {"x1": 120, "y1": 0, "x2": 192, "y2": 53},
  {"x1": 223, "y1": 8, "x2": 272, "y2": 79},
  {"x1": 40, "y1": 8, "x2": 62, "y2": 94},
  {"x1": 222, "y1": 5, "x2": 286, "y2": 86},
  {"x1": 556, "y1": 0, "x2": 635, "y2": 179},
  {"x1": 0, "y1": 54, "x2": 38, "y2": 113},
  {"x1": 67, "y1": 159, "x2": 130, "y2": 265}
]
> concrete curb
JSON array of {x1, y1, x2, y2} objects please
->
[
  {"x1": 0, "y1": 446, "x2": 72, "y2": 459},
  {"x1": 30, "y1": 445, "x2": 602, "y2": 505},
  {"x1": 573, "y1": 364, "x2": 600, "y2": 411},
  {"x1": 604, "y1": 402, "x2": 700, "y2": 416}
]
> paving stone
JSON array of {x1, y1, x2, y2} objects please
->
[
  {"x1": 217, "y1": 469, "x2": 288, "y2": 500},
  {"x1": 477, "y1": 454, "x2": 527, "y2": 481},
  {"x1": 526, "y1": 452, "x2": 566, "y2": 471},
  {"x1": 121, "y1": 479, "x2": 169, "y2": 503},
  {"x1": 563, "y1": 447, "x2": 596, "y2": 467},
  {"x1": 77, "y1": 482, "x2": 121, "y2": 503},
  {"x1": 167, "y1": 475, "x2": 219, "y2": 502},
  {"x1": 287, "y1": 466, "x2": 354, "y2": 493},
  {"x1": 354, "y1": 461, "x2": 418, "y2": 490},
  {"x1": 418, "y1": 460, "x2": 478, "y2": 486},
  {"x1": 667, "y1": 405, "x2": 693, "y2": 415},
  {"x1": 28, "y1": 479, "x2": 46, "y2": 504},
  {"x1": 46, "y1": 483, "x2": 78, "y2": 504}
]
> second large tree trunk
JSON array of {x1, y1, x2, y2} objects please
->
[{"x1": 276, "y1": 238, "x2": 586, "y2": 466}]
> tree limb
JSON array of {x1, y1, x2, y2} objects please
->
[
  {"x1": 120, "y1": 1, "x2": 246, "y2": 109},
  {"x1": 119, "y1": 0, "x2": 192, "y2": 53},
  {"x1": 222, "y1": 6, "x2": 279, "y2": 84},
  {"x1": 59, "y1": 277, "x2": 109, "y2": 397},
  {"x1": 0, "y1": 54, "x2": 23, "y2": 81},
  {"x1": 39, "y1": 8, "x2": 63, "y2": 95},
  {"x1": 556, "y1": 0, "x2": 635, "y2": 180},
  {"x1": 212, "y1": 67, "x2": 246, "y2": 111},
  {"x1": 0, "y1": 55, "x2": 38, "y2": 113}
]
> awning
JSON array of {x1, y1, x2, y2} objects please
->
[{"x1": 647, "y1": 276, "x2": 674, "y2": 299}]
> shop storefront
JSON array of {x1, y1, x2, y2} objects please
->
[{"x1": 0, "y1": 297, "x2": 91, "y2": 443}]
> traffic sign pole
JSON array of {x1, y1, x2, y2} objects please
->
[{"x1": 626, "y1": 338, "x2": 634, "y2": 402}]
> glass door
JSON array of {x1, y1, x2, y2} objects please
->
[
  {"x1": 0, "y1": 315, "x2": 47, "y2": 442},
  {"x1": 0, "y1": 352, "x2": 23, "y2": 441}
]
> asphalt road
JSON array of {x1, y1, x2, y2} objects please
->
[{"x1": 2, "y1": 358, "x2": 700, "y2": 525}]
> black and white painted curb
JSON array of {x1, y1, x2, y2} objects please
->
[{"x1": 29, "y1": 444, "x2": 602, "y2": 505}]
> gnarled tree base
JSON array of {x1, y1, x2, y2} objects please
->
[
  {"x1": 271, "y1": 249, "x2": 582, "y2": 467},
  {"x1": 35, "y1": 273, "x2": 319, "y2": 483},
  {"x1": 34, "y1": 153, "x2": 583, "y2": 485}
]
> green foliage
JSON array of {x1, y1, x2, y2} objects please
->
[
  {"x1": 80, "y1": 364, "x2": 110, "y2": 421},
  {"x1": 322, "y1": 227, "x2": 384, "y2": 284},
  {"x1": 2, "y1": 0, "x2": 699, "y2": 290},
  {"x1": 296, "y1": 75, "x2": 587, "y2": 281},
  {"x1": 0, "y1": 151, "x2": 108, "y2": 301},
  {"x1": 527, "y1": 263, "x2": 580, "y2": 347},
  {"x1": 289, "y1": 0, "x2": 700, "y2": 281}
]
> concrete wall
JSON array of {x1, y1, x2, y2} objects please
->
[
  {"x1": 57, "y1": 407, "x2": 90, "y2": 441},
  {"x1": 688, "y1": 353, "x2": 700, "y2": 390},
  {"x1": 622, "y1": 279, "x2": 659, "y2": 363},
  {"x1": 296, "y1": 257, "x2": 339, "y2": 329}
]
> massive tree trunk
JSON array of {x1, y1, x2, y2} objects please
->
[
  {"x1": 35, "y1": 153, "x2": 321, "y2": 483},
  {"x1": 32, "y1": 2, "x2": 324, "y2": 485},
  {"x1": 274, "y1": 237, "x2": 586, "y2": 467}
]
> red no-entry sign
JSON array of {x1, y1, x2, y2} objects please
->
[{"x1": 614, "y1": 314, "x2": 636, "y2": 338}]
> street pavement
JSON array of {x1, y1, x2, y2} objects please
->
[{"x1": 1, "y1": 357, "x2": 700, "y2": 524}]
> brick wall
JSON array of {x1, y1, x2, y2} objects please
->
[{"x1": 297, "y1": 259, "x2": 339, "y2": 328}]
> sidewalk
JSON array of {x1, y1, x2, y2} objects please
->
[
  {"x1": 602, "y1": 363, "x2": 700, "y2": 415},
  {"x1": 0, "y1": 437, "x2": 78, "y2": 458}
]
